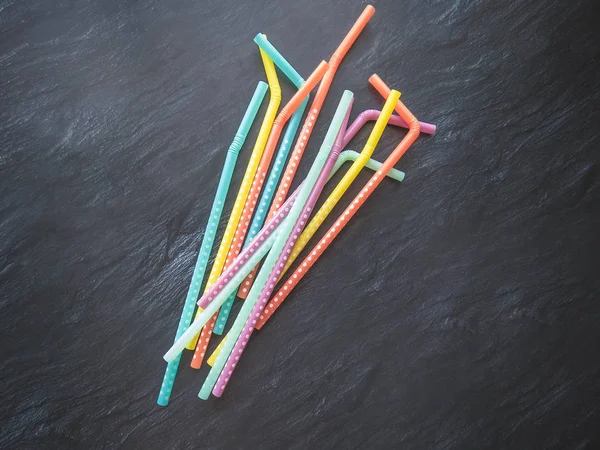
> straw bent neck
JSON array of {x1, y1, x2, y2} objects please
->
[
  {"x1": 273, "y1": 60, "x2": 328, "y2": 127},
  {"x1": 256, "y1": 78, "x2": 422, "y2": 330},
  {"x1": 343, "y1": 109, "x2": 436, "y2": 147},
  {"x1": 330, "y1": 5, "x2": 375, "y2": 68},
  {"x1": 254, "y1": 34, "x2": 305, "y2": 88},
  {"x1": 369, "y1": 74, "x2": 421, "y2": 149}
]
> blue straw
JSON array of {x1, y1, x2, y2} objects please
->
[{"x1": 157, "y1": 81, "x2": 268, "y2": 406}]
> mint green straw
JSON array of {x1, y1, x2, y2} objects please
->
[
  {"x1": 157, "y1": 81, "x2": 268, "y2": 406},
  {"x1": 198, "y1": 90, "x2": 354, "y2": 399},
  {"x1": 333, "y1": 151, "x2": 404, "y2": 182},
  {"x1": 163, "y1": 217, "x2": 283, "y2": 363},
  {"x1": 214, "y1": 34, "x2": 309, "y2": 334}
]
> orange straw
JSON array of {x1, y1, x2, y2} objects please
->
[
  {"x1": 238, "y1": 4, "x2": 375, "y2": 298},
  {"x1": 190, "y1": 60, "x2": 329, "y2": 366},
  {"x1": 256, "y1": 74, "x2": 421, "y2": 329}
]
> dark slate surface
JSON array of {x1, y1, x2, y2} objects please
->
[{"x1": 1, "y1": 0, "x2": 599, "y2": 448}]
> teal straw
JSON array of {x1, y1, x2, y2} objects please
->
[
  {"x1": 157, "y1": 81, "x2": 268, "y2": 406},
  {"x1": 213, "y1": 34, "x2": 308, "y2": 335},
  {"x1": 199, "y1": 90, "x2": 354, "y2": 399}
]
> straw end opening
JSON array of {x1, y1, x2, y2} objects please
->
[{"x1": 368, "y1": 73, "x2": 382, "y2": 86}]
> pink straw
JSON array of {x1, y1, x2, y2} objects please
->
[{"x1": 342, "y1": 110, "x2": 436, "y2": 146}]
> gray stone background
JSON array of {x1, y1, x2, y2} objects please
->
[{"x1": 1, "y1": 0, "x2": 599, "y2": 448}]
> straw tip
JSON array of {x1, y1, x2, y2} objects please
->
[
  {"x1": 253, "y1": 33, "x2": 263, "y2": 43},
  {"x1": 368, "y1": 74, "x2": 382, "y2": 85},
  {"x1": 317, "y1": 60, "x2": 330, "y2": 72},
  {"x1": 198, "y1": 390, "x2": 210, "y2": 400},
  {"x1": 156, "y1": 398, "x2": 168, "y2": 407},
  {"x1": 364, "y1": 5, "x2": 376, "y2": 15}
]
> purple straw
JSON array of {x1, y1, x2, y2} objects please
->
[
  {"x1": 212, "y1": 103, "x2": 354, "y2": 396},
  {"x1": 342, "y1": 109, "x2": 436, "y2": 147}
]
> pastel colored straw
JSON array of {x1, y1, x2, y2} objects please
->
[
  {"x1": 238, "y1": 5, "x2": 376, "y2": 298},
  {"x1": 191, "y1": 60, "x2": 329, "y2": 365},
  {"x1": 205, "y1": 147, "x2": 405, "y2": 367},
  {"x1": 184, "y1": 49, "x2": 281, "y2": 353},
  {"x1": 213, "y1": 34, "x2": 309, "y2": 335},
  {"x1": 277, "y1": 108, "x2": 436, "y2": 276},
  {"x1": 343, "y1": 109, "x2": 436, "y2": 141},
  {"x1": 332, "y1": 151, "x2": 404, "y2": 182},
  {"x1": 280, "y1": 102, "x2": 411, "y2": 276},
  {"x1": 156, "y1": 81, "x2": 268, "y2": 406},
  {"x1": 163, "y1": 93, "x2": 352, "y2": 365},
  {"x1": 206, "y1": 102, "x2": 416, "y2": 364},
  {"x1": 207, "y1": 59, "x2": 327, "y2": 332},
  {"x1": 164, "y1": 147, "x2": 384, "y2": 363},
  {"x1": 210, "y1": 90, "x2": 401, "y2": 396},
  {"x1": 273, "y1": 106, "x2": 436, "y2": 280},
  {"x1": 163, "y1": 144, "x2": 405, "y2": 364},
  {"x1": 199, "y1": 90, "x2": 356, "y2": 399},
  {"x1": 256, "y1": 75, "x2": 422, "y2": 329},
  {"x1": 164, "y1": 193, "x2": 294, "y2": 363}
]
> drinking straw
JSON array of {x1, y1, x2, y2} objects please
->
[
  {"x1": 280, "y1": 104, "x2": 413, "y2": 276},
  {"x1": 184, "y1": 49, "x2": 281, "y2": 354},
  {"x1": 274, "y1": 106, "x2": 436, "y2": 280},
  {"x1": 164, "y1": 147, "x2": 371, "y2": 363},
  {"x1": 238, "y1": 5, "x2": 376, "y2": 299},
  {"x1": 164, "y1": 193, "x2": 294, "y2": 363},
  {"x1": 332, "y1": 151, "x2": 405, "y2": 182},
  {"x1": 164, "y1": 94, "x2": 350, "y2": 365},
  {"x1": 277, "y1": 108, "x2": 436, "y2": 277},
  {"x1": 206, "y1": 96, "x2": 408, "y2": 365},
  {"x1": 205, "y1": 148, "x2": 405, "y2": 367},
  {"x1": 191, "y1": 60, "x2": 328, "y2": 365},
  {"x1": 213, "y1": 34, "x2": 309, "y2": 335},
  {"x1": 343, "y1": 109, "x2": 436, "y2": 141},
  {"x1": 156, "y1": 81, "x2": 268, "y2": 407},
  {"x1": 211, "y1": 90, "x2": 400, "y2": 396},
  {"x1": 256, "y1": 75, "x2": 422, "y2": 329},
  {"x1": 164, "y1": 146, "x2": 404, "y2": 365},
  {"x1": 198, "y1": 91, "x2": 355, "y2": 399}
]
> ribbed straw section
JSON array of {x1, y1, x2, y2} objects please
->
[{"x1": 229, "y1": 134, "x2": 246, "y2": 154}]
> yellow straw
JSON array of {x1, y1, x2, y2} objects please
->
[{"x1": 185, "y1": 49, "x2": 281, "y2": 350}]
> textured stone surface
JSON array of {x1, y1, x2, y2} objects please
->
[{"x1": 1, "y1": 0, "x2": 599, "y2": 448}]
